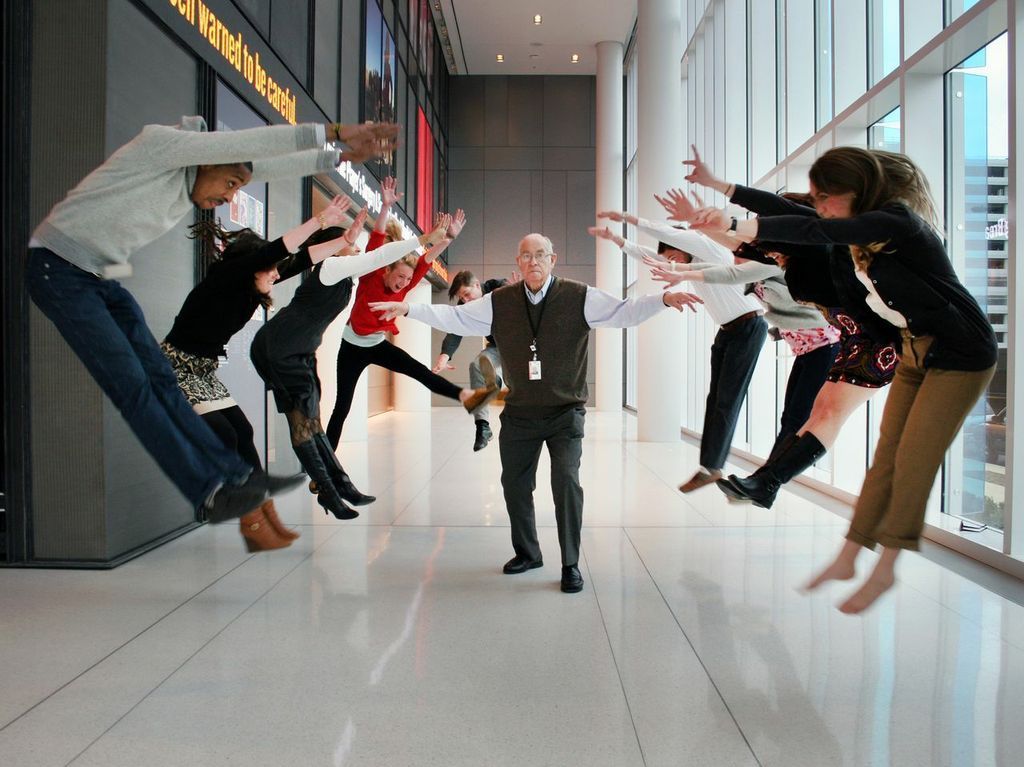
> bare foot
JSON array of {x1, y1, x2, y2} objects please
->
[
  {"x1": 800, "y1": 558, "x2": 856, "y2": 593},
  {"x1": 838, "y1": 571, "x2": 896, "y2": 614}
]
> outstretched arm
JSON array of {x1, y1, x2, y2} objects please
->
[
  {"x1": 317, "y1": 222, "x2": 446, "y2": 286},
  {"x1": 584, "y1": 287, "x2": 703, "y2": 328},
  {"x1": 370, "y1": 293, "x2": 495, "y2": 337}
]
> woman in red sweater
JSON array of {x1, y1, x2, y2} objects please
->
[{"x1": 325, "y1": 184, "x2": 495, "y2": 448}]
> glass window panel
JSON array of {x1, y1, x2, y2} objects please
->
[
  {"x1": 867, "y1": 106, "x2": 901, "y2": 153},
  {"x1": 945, "y1": 33, "x2": 1009, "y2": 537},
  {"x1": 946, "y1": 0, "x2": 980, "y2": 25},
  {"x1": 868, "y1": 0, "x2": 900, "y2": 84},
  {"x1": 815, "y1": 0, "x2": 832, "y2": 127}
]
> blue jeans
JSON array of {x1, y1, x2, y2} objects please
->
[{"x1": 26, "y1": 249, "x2": 251, "y2": 508}]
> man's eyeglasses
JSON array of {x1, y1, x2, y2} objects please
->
[{"x1": 518, "y1": 251, "x2": 552, "y2": 263}]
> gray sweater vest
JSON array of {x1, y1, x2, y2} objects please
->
[{"x1": 491, "y1": 278, "x2": 590, "y2": 417}]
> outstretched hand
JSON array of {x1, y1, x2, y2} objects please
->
[
  {"x1": 508, "y1": 270, "x2": 522, "y2": 285},
  {"x1": 654, "y1": 187, "x2": 704, "y2": 223},
  {"x1": 338, "y1": 123, "x2": 400, "y2": 163},
  {"x1": 662, "y1": 291, "x2": 704, "y2": 313},
  {"x1": 597, "y1": 210, "x2": 632, "y2": 224},
  {"x1": 587, "y1": 225, "x2": 623, "y2": 247},
  {"x1": 381, "y1": 176, "x2": 403, "y2": 207},
  {"x1": 320, "y1": 194, "x2": 354, "y2": 229},
  {"x1": 682, "y1": 144, "x2": 717, "y2": 187},
  {"x1": 368, "y1": 300, "x2": 409, "y2": 321},
  {"x1": 447, "y1": 209, "x2": 466, "y2": 239},
  {"x1": 689, "y1": 206, "x2": 732, "y2": 233},
  {"x1": 650, "y1": 264, "x2": 692, "y2": 288},
  {"x1": 342, "y1": 207, "x2": 369, "y2": 246}
]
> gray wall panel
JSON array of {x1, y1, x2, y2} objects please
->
[
  {"x1": 507, "y1": 77, "x2": 544, "y2": 146},
  {"x1": 271, "y1": 1, "x2": 311, "y2": 89},
  {"x1": 449, "y1": 148, "x2": 485, "y2": 170},
  {"x1": 543, "y1": 148, "x2": 596, "y2": 171},
  {"x1": 543, "y1": 77, "x2": 592, "y2": 147},
  {"x1": 565, "y1": 171, "x2": 597, "y2": 266},
  {"x1": 483, "y1": 171, "x2": 532, "y2": 266},
  {"x1": 313, "y1": 0, "x2": 341, "y2": 119},
  {"x1": 541, "y1": 171, "x2": 567, "y2": 257},
  {"x1": 484, "y1": 77, "x2": 509, "y2": 146},
  {"x1": 340, "y1": 0, "x2": 362, "y2": 123},
  {"x1": 447, "y1": 170, "x2": 485, "y2": 265},
  {"x1": 484, "y1": 147, "x2": 543, "y2": 170},
  {"x1": 530, "y1": 172, "x2": 544, "y2": 232},
  {"x1": 449, "y1": 78, "x2": 485, "y2": 147}
]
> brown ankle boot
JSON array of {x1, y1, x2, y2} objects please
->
[
  {"x1": 259, "y1": 499, "x2": 300, "y2": 541},
  {"x1": 239, "y1": 508, "x2": 293, "y2": 552}
]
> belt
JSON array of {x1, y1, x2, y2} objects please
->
[{"x1": 720, "y1": 311, "x2": 759, "y2": 332}]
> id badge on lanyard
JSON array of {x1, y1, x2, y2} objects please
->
[{"x1": 528, "y1": 341, "x2": 542, "y2": 380}]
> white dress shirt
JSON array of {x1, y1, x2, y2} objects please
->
[
  {"x1": 630, "y1": 219, "x2": 763, "y2": 326},
  {"x1": 406, "y1": 274, "x2": 668, "y2": 336}
]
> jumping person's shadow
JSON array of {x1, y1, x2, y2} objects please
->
[{"x1": 678, "y1": 571, "x2": 843, "y2": 767}]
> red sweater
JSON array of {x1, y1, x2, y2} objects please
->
[{"x1": 347, "y1": 230, "x2": 429, "y2": 337}]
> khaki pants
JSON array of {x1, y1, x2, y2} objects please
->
[{"x1": 847, "y1": 332, "x2": 994, "y2": 551}]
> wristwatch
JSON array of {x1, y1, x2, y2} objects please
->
[{"x1": 727, "y1": 216, "x2": 739, "y2": 235}]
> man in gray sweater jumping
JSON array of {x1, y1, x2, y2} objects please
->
[{"x1": 26, "y1": 116, "x2": 397, "y2": 523}]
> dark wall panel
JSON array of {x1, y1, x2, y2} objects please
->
[
  {"x1": 104, "y1": 0, "x2": 200, "y2": 557},
  {"x1": 271, "y1": 0, "x2": 311, "y2": 88},
  {"x1": 449, "y1": 77, "x2": 484, "y2": 147},
  {"x1": 314, "y1": 0, "x2": 341, "y2": 119},
  {"x1": 543, "y1": 77, "x2": 592, "y2": 147},
  {"x1": 235, "y1": 0, "x2": 270, "y2": 36},
  {"x1": 340, "y1": 0, "x2": 362, "y2": 123},
  {"x1": 507, "y1": 77, "x2": 543, "y2": 147}
]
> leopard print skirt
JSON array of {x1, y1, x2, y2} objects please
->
[{"x1": 161, "y1": 341, "x2": 236, "y2": 413}]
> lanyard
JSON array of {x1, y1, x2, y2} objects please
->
[{"x1": 523, "y1": 277, "x2": 553, "y2": 359}]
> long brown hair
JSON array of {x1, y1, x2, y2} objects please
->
[{"x1": 808, "y1": 147, "x2": 939, "y2": 268}]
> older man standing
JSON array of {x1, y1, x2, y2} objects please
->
[{"x1": 370, "y1": 233, "x2": 701, "y2": 593}]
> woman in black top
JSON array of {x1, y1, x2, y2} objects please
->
[
  {"x1": 163, "y1": 194, "x2": 355, "y2": 550},
  {"x1": 693, "y1": 147, "x2": 996, "y2": 613},
  {"x1": 250, "y1": 214, "x2": 456, "y2": 520}
]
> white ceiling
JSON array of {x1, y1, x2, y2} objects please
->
[{"x1": 434, "y1": 1, "x2": 638, "y2": 76}]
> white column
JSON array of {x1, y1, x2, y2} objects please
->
[
  {"x1": 595, "y1": 40, "x2": 624, "y2": 411},
  {"x1": 636, "y1": 0, "x2": 684, "y2": 441},
  {"x1": 393, "y1": 280, "x2": 433, "y2": 411}
]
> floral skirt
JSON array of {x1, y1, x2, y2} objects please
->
[
  {"x1": 821, "y1": 308, "x2": 898, "y2": 388},
  {"x1": 161, "y1": 341, "x2": 236, "y2": 413}
]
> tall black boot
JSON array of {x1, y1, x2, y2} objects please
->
[
  {"x1": 292, "y1": 439, "x2": 359, "y2": 520},
  {"x1": 717, "y1": 434, "x2": 826, "y2": 509},
  {"x1": 313, "y1": 432, "x2": 375, "y2": 506}
]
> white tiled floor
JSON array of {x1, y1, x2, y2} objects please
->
[{"x1": 2, "y1": 408, "x2": 1023, "y2": 766}]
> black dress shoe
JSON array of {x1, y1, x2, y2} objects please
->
[
  {"x1": 203, "y1": 475, "x2": 269, "y2": 524},
  {"x1": 473, "y1": 420, "x2": 493, "y2": 452},
  {"x1": 561, "y1": 564, "x2": 584, "y2": 593},
  {"x1": 503, "y1": 555, "x2": 543, "y2": 574}
]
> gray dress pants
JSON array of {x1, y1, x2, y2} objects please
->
[{"x1": 498, "y1": 405, "x2": 585, "y2": 567}]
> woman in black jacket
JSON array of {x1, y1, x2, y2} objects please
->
[
  {"x1": 163, "y1": 194, "x2": 355, "y2": 550},
  {"x1": 692, "y1": 147, "x2": 996, "y2": 613}
]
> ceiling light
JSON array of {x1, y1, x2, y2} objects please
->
[
  {"x1": 534, "y1": 14, "x2": 542, "y2": 25},
  {"x1": 496, "y1": 54, "x2": 504, "y2": 63},
  {"x1": 571, "y1": 53, "x2": 580, "y2": 64}
]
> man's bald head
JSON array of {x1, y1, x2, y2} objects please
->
[{"x1": 516, "y1": 233, "x2": 558, "y2": 291}]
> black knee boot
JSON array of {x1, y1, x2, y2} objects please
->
[
  {"x1": 313, "y1": 432, "x2": 375, "y2": 506},
  {"x1": 292, "y1": 440, "x2": 359, "y2": 520},
  {"x1": 717, "y1": 434, "x2": 826, "y2": 509}
]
